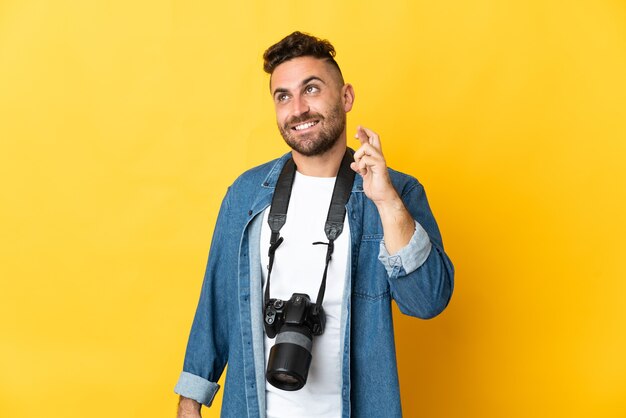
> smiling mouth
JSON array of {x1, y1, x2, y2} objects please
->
[{"x1": 292, "y1": 121, "x2": 319, "y2": 131}]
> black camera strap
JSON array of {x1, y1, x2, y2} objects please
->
[{"x1": 265, "y1": 149, "x2": 356, "y2": 309}]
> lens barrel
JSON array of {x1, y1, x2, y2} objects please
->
[{"x1": 265, "y1": 325, "x2": 313, "y2": 391}]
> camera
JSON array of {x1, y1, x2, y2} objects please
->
[{"x1": 263, "y1": 293, "x2": 326, "y2": 391}]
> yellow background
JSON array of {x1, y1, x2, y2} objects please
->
[{"x1": 1, "y1": 1, "x2": 625, "y2": 417}]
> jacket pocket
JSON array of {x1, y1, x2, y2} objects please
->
[{"x1": 353, "y1": 234, "x2": 390, "y2": 299}]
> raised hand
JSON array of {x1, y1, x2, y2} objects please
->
[
  {"x1": 350, "y1": 126, "x2": 398, "y2": 205},
  {"x1": 351, "y1": 126, "x2": 415, "y2": 254}
]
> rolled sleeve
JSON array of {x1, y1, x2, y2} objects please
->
[
  {"x1": 174, "y1": 371, "x2": 220, "y2": 407},
  {"x1": 378, "y1": 220, "x2": 432, "y2": 278}
]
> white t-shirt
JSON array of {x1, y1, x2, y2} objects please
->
[{"x1": 261, "y1": 171, "x2": 349, "y2": 418}]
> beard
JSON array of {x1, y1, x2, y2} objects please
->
[{"x1": 278, "y1": 101, "x2": 346, "y2": 157}]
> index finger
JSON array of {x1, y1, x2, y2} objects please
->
[
  {"x1": 355, "y1": 125, "x2": 369, "y2": 146},
  {"x1": 356, "y1": 126, "x2": 382, "y2": 151}
]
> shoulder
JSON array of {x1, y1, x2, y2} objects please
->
[
  {"x1": 387, "y1": 167, "x2": 423, "y2": 196},
  {"x1": 230, "y1": 156, "x2": 282, "y2": 187},
  {"x1": 227, "y1": 153, "x2": 290, "y2": 196}
]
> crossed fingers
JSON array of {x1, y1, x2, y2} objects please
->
[{"x1": 350, "y1": 125, "x2": 386, "y2": 176}]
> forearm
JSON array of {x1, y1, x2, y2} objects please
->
[
  {"x1": 376, "y1": 193, "x2": 415, "y2": 254},
  {"x1": 388, "y1": 244, "x2": 454, "y2": 318},
  {"x1": 376, "y1": 178, "x2": 454, "y2": 318},
  {"x1": 177, "y1": 396, "x2": 202, "y2": 418}
]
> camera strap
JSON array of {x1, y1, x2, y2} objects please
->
[{"x1": 265, "y1": 149, "x2": 356, "y2": 309}]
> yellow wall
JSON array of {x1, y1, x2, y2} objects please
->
[{"x1": 1, "y1": 1, "x2": 625, "y2": 417}]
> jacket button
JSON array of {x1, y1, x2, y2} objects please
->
[{"x1": 248, "y1": 210, "x2": 253, "y2": 216}]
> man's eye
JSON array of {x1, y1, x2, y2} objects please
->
[
  {"x1": 276, "y1": 94, "x2": 289, "y2": 102},
  {"x1": 305, "y1": 85, "x2": 319, "y2": 94}
]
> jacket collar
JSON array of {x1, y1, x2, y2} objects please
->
[{"x1": 260, "y1": 150, "x2": 364, "y2": 193}]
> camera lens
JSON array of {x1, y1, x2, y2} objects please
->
[
  {"x1": 265, "y1": 325, "x2": 313, "y2": 391},
  {"x1": 272, "y1": 372, "x2": 299, "y2": 385}
]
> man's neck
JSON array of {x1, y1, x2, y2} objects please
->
[{"x1": 291, "y1": 137, "x2": 347, "y2": 177}]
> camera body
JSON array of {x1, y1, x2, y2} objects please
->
[
  {"x1": 264, "y1": 293, "x2": 326, "y2": 338},
  {"x1": 263, "y1": 293, "x2": 326, "y2": 391}
]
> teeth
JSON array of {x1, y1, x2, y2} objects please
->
[{"x1": 294, "y1": 121, "x2": 317, "y2": 131}]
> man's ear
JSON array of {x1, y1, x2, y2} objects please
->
[{"x1": 342, "y1": 83, "x2": 355, "y2": 112}]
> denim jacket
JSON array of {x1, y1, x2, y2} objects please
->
[{"x1": 175, "y1": 152, "x2": 454, "y2": 417}]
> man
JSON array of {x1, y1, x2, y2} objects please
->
[{"x1": 175, "y1": 31, "x2": 454, "y2": 418}]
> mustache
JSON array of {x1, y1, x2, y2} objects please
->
[{"x1": 284, "y1": 112, "x2": 324, "y2": 128}]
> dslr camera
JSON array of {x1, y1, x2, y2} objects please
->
[{"x1": 263, "y1": 293, "x2": 326, "y2": 391}]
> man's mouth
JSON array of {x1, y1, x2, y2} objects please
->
[{"x1": 292, "y1": 120, "x2": 319, "y2": 131}]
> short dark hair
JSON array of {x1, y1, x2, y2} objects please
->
[{"x1": 263, "y1": 31, "x2": 343, "y2": 77}]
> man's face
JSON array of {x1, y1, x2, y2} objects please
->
[{"x1": 270, "y1": 56, "x2": 353, "y2": 157}]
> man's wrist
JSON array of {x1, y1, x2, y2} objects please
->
[{"x1": 177, "y1": 396, "x2": 202, "y2": 418}]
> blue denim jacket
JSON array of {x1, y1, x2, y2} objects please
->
[{"x1": 175, "y1": 152, "x2": 454, "y2": 417}]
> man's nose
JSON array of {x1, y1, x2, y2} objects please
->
[{"x1": 291, "y1": 95, "x2": 310, "y2": 116}]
